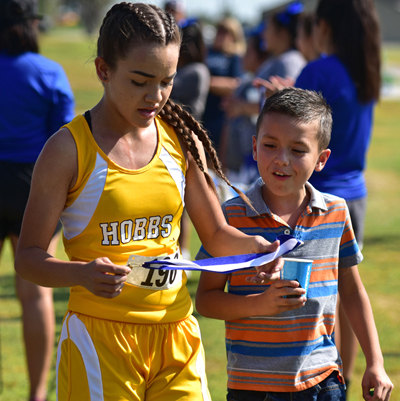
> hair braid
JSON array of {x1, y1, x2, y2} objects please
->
[
  {"x1": 99, "y1": 2, "x2": 129, "y2": 36},
  {"x1": 98, "y1": 3, "x2": 180, "y2": 68},
  {"x1": 159, "y1": 101, "x2": 202, "y2": 168},
  {"x1": 132, "y1": 4, "x2": 164, "y2": 41},
  {"x1": 160, "y1": 99, "x2": 255, "y2": 210},
  {"x1": 157, "y1": 7, "x2": 179, "y2": 45}
]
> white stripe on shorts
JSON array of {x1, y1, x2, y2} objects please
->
[
  {"x1": 193, "y1": 319, "x2": 212, "y2": 401},
  {"x1": 56, "y1": 313, "x2": 104, "y2": 400}
]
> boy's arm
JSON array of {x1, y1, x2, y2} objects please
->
[
  {"x1": 338, "y1": 266, "x2": 393, "y2": 400},
  {"x1": 196, "y1": 271, "x2": 306, "y2": 321}
]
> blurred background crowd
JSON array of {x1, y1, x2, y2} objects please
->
[{"x1": 17, "y1": 0, "x2": 400, "y2": 192}]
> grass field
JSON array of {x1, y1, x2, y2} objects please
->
[{"x1": 0, "y1": 27, "x2": 399, "y2": 401}]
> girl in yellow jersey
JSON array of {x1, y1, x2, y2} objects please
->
[{"x1": 15, "y1": 3, "x2": 281, "y2": 400}]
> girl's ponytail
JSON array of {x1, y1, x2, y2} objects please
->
[{"x1": 159, "y1": 99, "x2": 255, "y2": 210}]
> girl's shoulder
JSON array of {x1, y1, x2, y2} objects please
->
[
  {"x1": 34, "y1": 124, "x2": 79, "y2": 191},
  {"x1": 302, "y1": 54, "x2": 345, "y2": 74},
  {"x1": 155, "y1": 116, "x2": 187, "y2": 162},
  {"x1": 298, "y1": 55, "x2": 353, "y2": 88}
]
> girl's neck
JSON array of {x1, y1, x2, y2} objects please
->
[
  {"x1": 88, "y1": 100, "x2": 159, "y2": 170},
  {"x1": 271, "y1": 28, "x2": 293, "y2": 57},
  {"x1": 91, "y1": 99, "x2": 150, "y2": 139},
  {"x1": 321, "y1": 44, "x2": 336, "y2": 57}
]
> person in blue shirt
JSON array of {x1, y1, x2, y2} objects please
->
[
  {"x1": 0, "y1": 1, "x2": 75, "y2": 400},
  {"x1": 202, "y1": 16, "x2": 245, "y2": 155},
  {"x1": 254, "y1": 0, "x2": 382, "y2": 394}
]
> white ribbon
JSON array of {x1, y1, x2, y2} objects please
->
[{"x1": 143, "y1": 235, "x2": 302, "y2": 274}]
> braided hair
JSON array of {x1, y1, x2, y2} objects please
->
[
  {"x1": 97, "y1": 2, "x2": 178, "y2": 68},
  {"x1": 97, "y1": 2, "x2": 253, "y2": 207}
]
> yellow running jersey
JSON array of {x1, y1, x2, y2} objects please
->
[{"x1": 60, "y1": 114, "x2": 192, "y2": 323}]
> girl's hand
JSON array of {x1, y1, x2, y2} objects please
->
[
  {"x1": 256, "y1": 279, "x2": 306, "y2": 316},
  {"x1": 80, "y1": 258, "x2": 132, "y2": 298},
  {"x1": 362, "y1": 364, "x2": 393, "y2": 401}
]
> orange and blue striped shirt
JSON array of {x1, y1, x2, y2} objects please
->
[{"x1": 197, "y1": 178, "x2": 362, "y2": 392}]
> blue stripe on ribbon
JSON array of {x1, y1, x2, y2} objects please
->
[{"x1": 142, "y1": 235, "x2": 302, "y2": 274}]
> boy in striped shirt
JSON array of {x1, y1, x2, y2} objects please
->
[{"x1": 196, "y1": 88, "x2": 393, "y2": 400}]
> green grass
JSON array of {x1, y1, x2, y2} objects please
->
[
  {"x1": 0, "y1": 26, "x2": 400, "y2": 401},
  {"x1": 384, "y1": 44, "x2": 400, "y2": 66},
  {"x1": 40, "y1": 27, "x2": 103, "y2": 114}
]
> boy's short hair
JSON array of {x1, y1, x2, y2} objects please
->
[{"x1": 256, "y1": 87, "x2": 332, "y2": 150}]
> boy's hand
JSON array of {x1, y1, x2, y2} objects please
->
[
  {"x1": 246, "y1": 239, "x2": 283, "y2": 283},
  {"x1": 256, "y1": 279, "x2": 306, "y2": 316},
  {"x1": 362, "y1": 365, "x2": 393, "y2": 401},
  {"x1": 246, "y1": 257, "x2": 283, "y2": 283}
]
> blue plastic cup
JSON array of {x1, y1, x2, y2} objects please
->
[{"x1": 280, "y1": 258, "x2": 313, "y2": 298}]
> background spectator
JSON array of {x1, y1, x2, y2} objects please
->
[
  {"x1": 0, "y1": 1, "x2": 75, "y2": 400},
  {"x1": 202, "y1": 16, "x2": 246, "y2": 155},
  {"x1": 222, "y1": 24, "x2": 270, "y2": 186},
  {"x1": 171, "y1": 19, "x2": 210, "y2": 121},
  {"x1": 170, "y1": 18, "x2": 211, "y2": 261},
  {"x1": 258, "y1": 1, "x2": 306, "y2": 90},
  {"x1": 164, "y1": 0, "x2": 186, "y2": 24},
  {"x1": 296, "y1": 12, "x2": 320, "y2": 62},
  {"x1": 222, "y1": 1, "x2": 306, "y2": 151}
]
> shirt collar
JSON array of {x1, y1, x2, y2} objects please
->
[
  {"x1": 244, "y1": 178, "x2": 271, "y2": 217},
  {"x1": 244, "y1": 178, "x2": 328, "y2": 217},
  {"x1": 305, "y1": 181, "x2": 328, "y2": 212}
]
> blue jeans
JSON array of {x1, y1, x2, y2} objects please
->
[{"x1": 227, "y1": 371, "x2": 346, "y2": 401}]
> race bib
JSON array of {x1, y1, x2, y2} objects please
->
[{"x1": 126, "y1": 250, "x2": 183, "y2": 290}]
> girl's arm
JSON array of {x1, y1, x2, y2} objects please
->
[
  {"x1": 15, "y1": 128, "x2": 131, "y2": 298},
  {"x1": 338, "y1": 266, "x2": 393, "y2": 400},
  {"x1": 196, "y1": 271, "x2": 306, "y2": 321},
  {"x1": 184, "y1": 134, "x2": 286, "y2": 282},
  {"x1": 221, "y1": 96, "x2": 260, "y2": 119},
  {"x1": 209, "y1": 76, "x2": 241, "y2": 97},
  {"x1": 184, "y1": 134, "x2": 273, "y2": 258}
]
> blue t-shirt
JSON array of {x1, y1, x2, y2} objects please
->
[
  {"x1": 202, "y1": 48, "x2": 243, "y2": 151},
  {"x1": 295, "y1": 55, "x2": 374, "y2": 201},
  {"x1": 0, "y1": 51, "x2": 75, "y2": 163}
]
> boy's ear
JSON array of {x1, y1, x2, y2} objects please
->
[
  {"x1": 315, "y1": 149, "x2": 331, "y2": 172},
  {"x1": 252, "y1": 135, "x2": 258, "y2": 161},
  {"x1": 95, "y1": 56, "x2": 110, "y2": 83}
]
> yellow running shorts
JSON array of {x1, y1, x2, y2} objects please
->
[{"x1": 56, "y1": 311, "x2": 211, "y2": 401}]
